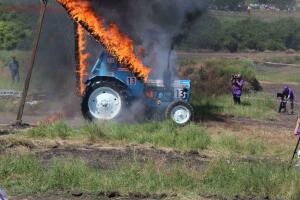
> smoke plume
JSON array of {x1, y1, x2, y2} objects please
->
[{"x1": 89, "y1": 0, "x2": 208, "y2": 79}]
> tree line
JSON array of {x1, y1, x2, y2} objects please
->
[{"x1": 178, "y1": 16, "x2": 300, "y2": 52}]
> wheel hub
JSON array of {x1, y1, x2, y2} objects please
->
[
  {"x1": 171, "y1": 105, "x2": 191, "y2": 125},
  {"x1": 88, "y1": 87, "x2": 122, "y2": 120}
]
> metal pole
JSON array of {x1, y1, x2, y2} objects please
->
[
  {"x1": 15, "y1": 0, "x2": 48, "y2": 125},
  {"x1": 288, "y1": 137, "x2": 300, "y2": 169}
]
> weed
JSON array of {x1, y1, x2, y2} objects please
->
[
  {"x1": 28, "y1": 121, "x2": 211, "y2": 151},
  {"x1": 80, "y1": 122, "x2": 107, "y2": 142},
  {"x1": 30, "y1": 121, "x2": 74, "y2": 139},
  {"x1": 0, "y1": 155, "x2": 201, "y2": 195},
  {"x1": 201, "y1": 160, "x2": 300, "y2": 199}
]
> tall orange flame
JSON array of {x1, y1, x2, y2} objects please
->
[
  {"x1": 57, "y1": 0, "x2": 151, "y2": 81},
  {"x1": 76, "y1": 24, "x2": 89, "y2": 95}
]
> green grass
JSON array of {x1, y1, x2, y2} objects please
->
[
  {"x1": 256, "y1": 64, "x2": 300, "y2": 84},
  {"x1": 28, "y1": 121, "x2": 211, "y2": 151},
  {"x1": 264, "y1": 56, "x2": 300, "y2": 65},
  {"x1": 1, "y1": 155, "x2": 300, "y2": 199},
  {"x1": 201, "y1": 160, "x2": 300, "y2": 200},
  {"x1": 0, "y1": 155, "x2": 201, "y2": 195},
  {"x1": 192, "y1": 93, "x2": 277, "y2": 121},
  {"x1": 205, "y1": 58, "x2": 256, "y2": 80},
  {"x1": 30, "y1": 121, "x2": 75, "y2": 139},
  {"x1": 0, "y1": 98, "x2": 19, "y2": 112},
  {"x1": 212, "y1": 134, "x2": 266, "y2": 155}
]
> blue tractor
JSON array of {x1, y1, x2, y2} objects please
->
[{"x1": 81, "y1": 51, "x2": 193, "y2": 125}]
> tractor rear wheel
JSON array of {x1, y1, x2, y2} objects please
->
[
  {"x1": 165, "y1": 101, "x2": 193, "y2": 126},
  {"x1": 81, "y1": 81, "x2": 127, "y2": 121}
]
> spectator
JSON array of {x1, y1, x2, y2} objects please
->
[
  {"x1": 280, "y1": 86, "x2": 295, "y2": 114},
  {"x1": 8, "y1": 56, "x2": 20, "y2": 83},
  {"x1": 0, "y1": 187, "x2": 7, "y2": 200},
  {"x1": 231, "y1": 73, "x2": 244, "y2": 105}
]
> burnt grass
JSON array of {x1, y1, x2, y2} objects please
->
[{"x1": 37, "y1": 145, "x2": 210, "y2": 170}]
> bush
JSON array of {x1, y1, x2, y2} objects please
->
[{"x1": 178, "y1": 58, "x2": 260, "y2": 97}]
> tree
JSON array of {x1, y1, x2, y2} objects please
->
[{"x1": 0, "y1": 21, "x2": 27, "y2": 50}]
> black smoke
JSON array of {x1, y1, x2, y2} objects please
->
[{"x1": 88, "y1": 0, "x2": 208, "y2": 78}]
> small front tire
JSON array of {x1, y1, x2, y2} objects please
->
[{"x1": 165, "y1": 101, "x2": 193, "y2": 126}]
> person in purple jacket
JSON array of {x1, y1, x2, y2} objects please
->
[
  {"x1": 0, "y1": 188, "x2": 7, "y2": 200},
  {"x1": 280, "y1": 86, "x2": 294, "y2": 114},
  {"x1": 231, "y1": 73, "x2": 244, "y2": 105}
]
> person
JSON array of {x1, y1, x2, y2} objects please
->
[
  {"x1": 294, "y1": 118, "x2": 300, "y2": 167},
  {"x1": 279, "y1": 86, "x2": 294, "y2": 114},
  {"x1": 231, "y1": 73, "x2": 244, "y2": 105},
  {"x1": 8, "y1": 56, "x2": 20, "y2": 83},
  {"x1": 0, "y1": 187, "x2": 7, "y2": 200},
  {"x1": 247, "y1": 5, "x2": 252, "y2": 16}
]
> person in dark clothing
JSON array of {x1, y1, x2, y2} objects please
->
[
  {"x1": 8, "y1": 56, "x2": 20, "y2": 83},
  {"x1": 279, "y1": 86, "x2": 294, "y2": 113},
  {"x1": 231, "y1": 73, "x2": 244, "y2": 105}
]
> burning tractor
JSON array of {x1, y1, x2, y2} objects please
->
[
  {"x1": 14, "y1": 0, "x2": 194, "y2": 126},
  {"x1": 81, "y1": 51, "x2": 193, "y2": 125}
]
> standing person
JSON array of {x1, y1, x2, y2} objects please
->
[
  {"x1": 231, "y1": 73, "x2": 244, "y2": 105},
  {"x1": 247, "y1": 5, "x2": 252, "y2": 16},
  {"x1": 280, "y1": 86, "x2": 295, "y2": 114},
  {"x1": 8, "y1": 56, "x2": 20, "y2": 83}
]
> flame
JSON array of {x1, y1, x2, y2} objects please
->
[
  {"x1": 76, "y1": 24, "x2": 89, "y2": 95},
  {"x1": 36, "y1": 112, "x2": 65, "y2": 125},
  {"x1": 57, "y1": 0, "x2": 151, "y2": 81}
]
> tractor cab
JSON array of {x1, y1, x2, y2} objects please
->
[{"x1": 82, "y1": 51, "x2": 193, "y2": 125}]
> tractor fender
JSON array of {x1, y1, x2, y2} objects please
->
[
  {"x1": 85, "y1": 76, "x2": 133, "y2": 97},
  {"x1": 85, "y1": 76, "x2": 128, "y2": 89}
]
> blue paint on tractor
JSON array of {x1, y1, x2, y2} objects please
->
[{"x1": 85, "y1": 51, "x2": 192, "y2": 119}]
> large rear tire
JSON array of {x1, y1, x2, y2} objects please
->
[
  {"x1": 81, "y1": 81, "x2": 127, "y2": 121},
  {"x1": 165, "y1": 101, "x2": 193, "y2": 126}
]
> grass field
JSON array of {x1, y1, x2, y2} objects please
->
[
  {"x1": 1, "y1": 117, "x2": 292, "y2": 199},
  {"x1": 192, "y1": 93, "x2": 277, "y2": 121},
  {"x1": 1, "y1": 152, "x2": 299, "y2": 199},
  {"x1": 21, "y1": 117, "x2": 291, "y2": 159},
  {"x1": 28, "y1": 121, "x2": 211, "y2": 151},
  {"x1": 256, "y1": 64, "x2": 300, "y2": 84}
]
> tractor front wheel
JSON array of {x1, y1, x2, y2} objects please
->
[
  {"x1": 81, "y1": 81, "x2": 127, "y2": 121},
  {"x1": 165, "y1": 101, "x2": 193, "y2": 126}
]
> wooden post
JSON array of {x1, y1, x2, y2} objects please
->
[{"x1": 16, "y1": 0, "x2": 48, "y2": 125}]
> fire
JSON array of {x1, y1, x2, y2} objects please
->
[
  {"x1": 36, "y1": 112, "x2": 65, "y2": 125},
  {"x1": 76, "y1": 24, "x2": 89, "y2": 95},
  {"x1": 57, "y1": 0, "x2": 151, "y2": 81}
]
